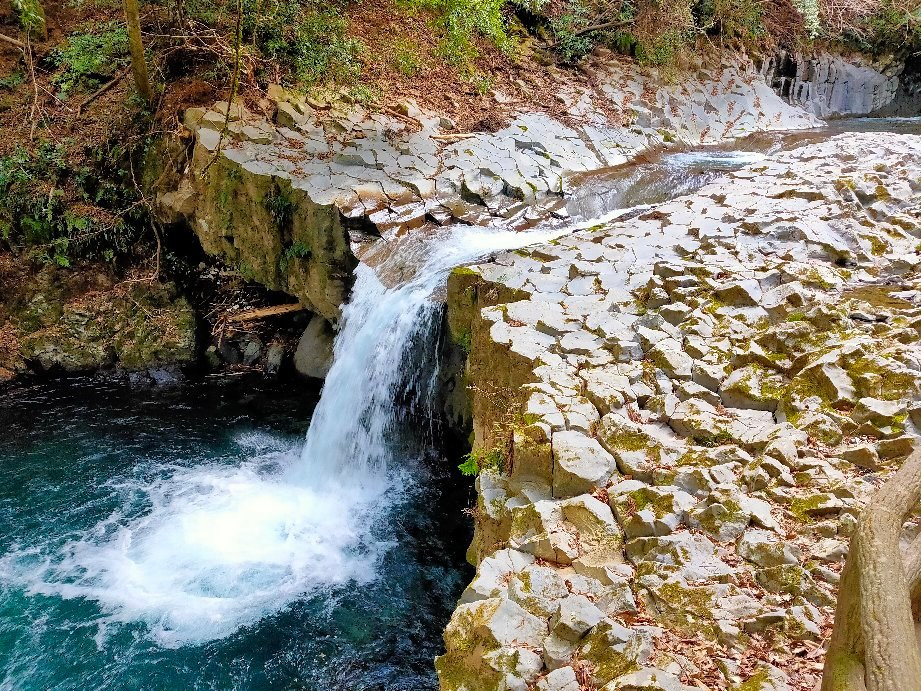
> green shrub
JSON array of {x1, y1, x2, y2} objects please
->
[
  {"x1": 860, "y1": 2, "x2": 921, "y2": 52},
  {"x1": 0, "y1": 71, "x2": 24, "y2": 90},
  {"x1": 0, "y1": 140, "x2": 145, "y2": 266},
  {"x1": 242, "y1": 0, "x2": 364, "y2": 88},
  {"x1": 11, "y1": 0, "x2": 45, "y2": 35},
  {"x1": 392, "y1": 39, "x2": 423, "y2": 76},
  {"x1": 279, "y1": 240, "x2": 312, "y2": 271},
  {"x1": 401, "y1": 0, "x2": 510, "y2": 66},
  {"x1": 49, "y1": 23, "x2": 129, "y2": 96},
  {"x1": 696, "y1": 0, "x2": 763, "y2": 43},
  {"x1": 551, "y1": 0, "x2": 612, "y2": 62},
  {"x1": 458, "y1": 447, "x2": 504, "y2": 476},
  {"x1": 549, "y1": 0, "x2": 770, "y2": 65},
  {"x1": 264, "y1": 189, "x2": 294, "y2": 228}
]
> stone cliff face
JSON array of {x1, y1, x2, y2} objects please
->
[
  {"x1": 149, "y1": 105, "x2": 358, "y2": 323},
  {"x1": 0, "y1": 256, "x2": 196, "y2": 382},
  {"x1": 441, "y1": 132, "x2": 921, "y2": 689},
  {"x1": 762, "y1": 50, "x2": 916, "y2": 117}
]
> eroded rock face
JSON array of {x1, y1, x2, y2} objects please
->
[
  {"x1": 148, "y1": 110, "x2": 357, "y2": 322},
  {"x1": 762, "y1": 50, "x2": 906, "y2": 117},
  {"x1": 0, "y1": 260, "x2": 196, "y2": 379},
  {"x1": 442, "y1": 132, "x2": 921, "y2": 689}
]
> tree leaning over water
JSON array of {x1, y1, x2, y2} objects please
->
[
  {"x1": 123, "y1": 0, "x2": 154, "y2": 104},
  {"x1": 822, "y1": 445, "x2": 921, "y2": 691}
]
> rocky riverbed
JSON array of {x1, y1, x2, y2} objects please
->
[{"x1": 441, "y1": 131, "x2": 921, "y2": 690}]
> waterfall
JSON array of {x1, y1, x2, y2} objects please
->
[
  {"x1": 0, "y1": 222, "x2": 567, "y2": 648},
  {"x1": 295, "y1": 224, "x2": 567, "y2": 482}
]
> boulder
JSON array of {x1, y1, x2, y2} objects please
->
[
  {"x1": 609, "y1": 482, "x2": 696, "y2": 538},
  {"x1": 552, "y1": 431, "x2": 619, "y2": 498},
  {"x1": 294, "y1": 315, "x2": 334, "y2": 379},
  {"x1": 737, "y1": 530, "x2": 801, "y2": 567},
  {"x1": 551, "y1": 594, "x2": 605, "y2": 641}
]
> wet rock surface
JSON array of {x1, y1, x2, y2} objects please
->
[
  {"x1": 153, "y1": 54, "x2": 818, "y2": 329},
  {"x1": 442, "y1": 132, "x2": 921, "y2": 689}
]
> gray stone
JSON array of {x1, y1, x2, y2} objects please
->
[
  {"x1": 265, "y1": 342, "x2": 285, "y2": 375},
  {"x1": 552, "y1": 430, "x2": 619, "y2": 498},
  {"x1": 737, "y1": 529, "x2": 801, "y2": 567},
  {"x1": 294, "y1": 315, "x2": 334, "y2": 379},
  {"x1": 537, "y1": 666, "x2": 581, "y2": 691},
  {"x1": 551, "y1": 594, "x2": 605, "y2": 641},
  {"x1": 603, "y1": 667, "x2": 697, "y2": 691}
]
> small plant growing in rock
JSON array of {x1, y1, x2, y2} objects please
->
[{"x1": 458, "y1": 447, "x2": 504, "y2": 475}]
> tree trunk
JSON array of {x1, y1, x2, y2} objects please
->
[
  {"x1": 123, "y1": 0, "x2": 154, "y2": 105},
  {"x1": 822, "y1": 446, "x2": 921, "y2": 691}
]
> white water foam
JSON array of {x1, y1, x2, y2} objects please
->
[
  {"x1": 1, "y1": 222, "x2": 567, "y2": 647},
  {"x1": 0, "y1": 440, "x2": 395, "y2": 647},
  {"x1": 665, "y1": 150, "x2": 768, "y2": 168}
]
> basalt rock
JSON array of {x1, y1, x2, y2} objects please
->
[{"x1": 444, "y1": 133, "x2": 921, "y2": 689}]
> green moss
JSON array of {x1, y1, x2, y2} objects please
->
[
  {"x1": 628, "y1": 488, "x2": 676, "y2": 518},
  {"x1": 691, "y1": 497, "x2": 743, "y2": 534},
  {"x1": 734, "y1": 667, "x2": 770, "y2": 691},
  {"x1": 454, "y1": 328, "x2": 472, "y2": 355},
  {"x1": 435, "y1": 600, "x2": 502, "y2": 691},
  {"x1": 658, "y1": 129, "x2": 677, "y2": 143},
  {"x1": 279, "y1": 240, "x2": 312, "y2": 273},
  {"x1": 579, "y1": 622, "x2": 640, "y2": 684},
  {"x1": 601, "y1": 424, "x2": 654, "y2": 454},
  {"x1": 845, "y1": 356, "x2": 916, "y2": 401},
  {"x1": 843, "y1": 285, "x2": 915, "y2": 311},
  {"x1": 802, "y1": 268, "x2": 833, "y2": 290},
  {"x1": 696, "y1": 430, "x2": 733, "y2": 447},
  {"x1": 867, "y1": 234, "x2": 889, "y2": 256},
  {"x1": 790, "y1": 494, "x2": 827, "y2": 522},
  {"x1": 675, "y1": 449, "x2": 709, "y2": 467},
  {"x1": 451, "y1": 266, "x2": 480, "y2": 277},
  {"x1": 704, "y1": 297, "x2": 727, "y2": 316}
]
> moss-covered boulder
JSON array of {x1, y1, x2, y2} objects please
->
[
  {"x1": 435, "y1": 597, "x2": 547, "y2": 691},
  {"x1": 149, "y1": 111, "x2": 357, "y2": 322},
  {"x1": 1, "y1": 259, "x2": 196, "y2": 377}
]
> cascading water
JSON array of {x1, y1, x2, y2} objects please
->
[
  {"x1": 4, "y1": 128, "x2": 891, "y2": 688},
  {"x1": 0, "y1": 220, "x2": 569, "y2": 656},
  {"x1": 296, "y1": 224, "x2": 571, "y2": 482}
]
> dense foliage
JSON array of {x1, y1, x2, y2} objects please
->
[
  {"x1": 0, "y1": 140, "x2": 147, "y2": 266},
  {"x1": 546, "y1": 0, "x2": 921, "y2": 64}
]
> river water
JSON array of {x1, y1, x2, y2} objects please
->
[{"x1": 1, "y1": 118, "x2": 918, "y2": 690}]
